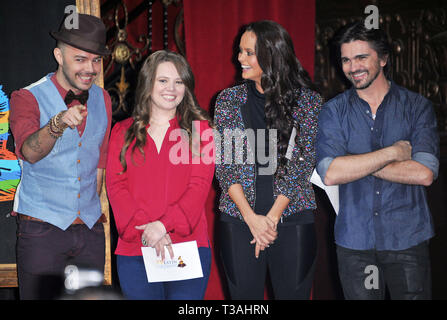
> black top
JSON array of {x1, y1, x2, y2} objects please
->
[{"x1": 245, "y1": 81, "x2": 274, "y2": 215}]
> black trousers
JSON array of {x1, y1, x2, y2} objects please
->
[
  {"x1": 16, "y1": 220, "x2": 105, "y2": 300},
  {"x1": 336, "y1": 241, "x2": 431, "y2": 300},
  {"x1": 219, "y1": 216, "x2": 317, "y2": 300}
]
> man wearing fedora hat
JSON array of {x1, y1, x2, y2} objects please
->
[{"x1": 9, "y1": 13, "x2": 112, "y2": 299}]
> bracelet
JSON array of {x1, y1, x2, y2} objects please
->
[
  {"x1": 51, "y1": 115, "x2": 63, "y2": 133},
  {"x1": 47, "y1": 122, "x2": 62, "y2": 139},
  {"x1": 47, "y1": 112, "x2": 67, "y2": 139},
  {"x1": 55, "y1": 111, "x2": 68, "y2": 131},
  {"x1": 49, "y1": 117, "x2": 63, "y2": 136}
]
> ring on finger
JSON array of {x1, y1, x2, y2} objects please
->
[{"x1": 141, "y1": 236, "x2": 148, "y2": 247}]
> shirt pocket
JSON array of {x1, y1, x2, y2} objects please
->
[{"x1": 382, "y1": 115, "x2": 412, "y2": 147}]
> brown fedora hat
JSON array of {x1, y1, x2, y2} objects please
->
[{"x1": 51, "y1": 13, "x2": 110, "y2": 56}]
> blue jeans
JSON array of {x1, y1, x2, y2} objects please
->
[
  {"x1": 117, "y1": 246, "x2": 211, "y2": 300},
  {"x1": 336, "y1": 241, "x2": 431, "y2": 300}
]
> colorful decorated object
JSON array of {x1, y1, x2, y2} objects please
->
[{"x1": 0, "y1": 85, "x2": 21, "y2": 202}]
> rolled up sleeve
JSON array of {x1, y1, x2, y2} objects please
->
[
  {"x1": 9, "y1": 89, "x2": 41, "y2": 160},
  {"x1": 410, "y1": 98, "x2": 440, "y2": 179},
  {"x1": 315, "y1": 100, "x2": 347, "y2": 183}
]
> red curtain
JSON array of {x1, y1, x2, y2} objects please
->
[{"x1": 183, "y1": 0, "x2": 316, "y2": 300}]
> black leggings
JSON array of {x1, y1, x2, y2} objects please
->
[{"x1": 219, "y1": 217, "x2": 317, "y2": 300}]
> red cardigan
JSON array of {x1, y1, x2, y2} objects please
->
[{"x1": 106, "y1": 117, "x2": 215, "y2": 256}]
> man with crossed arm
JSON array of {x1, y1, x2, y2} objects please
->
[{"x1": 316, "y1": 21, "x2": 439, "y2": 300}]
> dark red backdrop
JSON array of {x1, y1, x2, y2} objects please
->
[{"x1": 183, "y1": 0, "x2": 316, "y2": 299}]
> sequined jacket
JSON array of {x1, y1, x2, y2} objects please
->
[{"x1": 214, "y1": 82, "x2": 323, "y2": 220}]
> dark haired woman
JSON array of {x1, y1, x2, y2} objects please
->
[
  {"x1": 214, "y1": 20, "x2": 323, "y2": 299},
  {"x1": 106, "y1": 50, "x2": 215, "y2": 300}
]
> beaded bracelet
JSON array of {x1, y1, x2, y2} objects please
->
[
  {"x1": 55, "y1": 111, "x2": 68, "y2": 130},
  {"x1": 47, "y1": 122, "x2": 62, "y2": 139},
  {"x1": 47, "y1": 112, "x2": 67, "y2": 139}
]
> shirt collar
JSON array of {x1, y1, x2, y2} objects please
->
[
  {"x1": 347, "y1": 79, "x2": 397, "y2": 105},
  {"x1": 146, "y1": 115, "x2": 179, "y2": 129},
  {"x1": 50, "y1": 73, "x2": 69, "y2": 100}
]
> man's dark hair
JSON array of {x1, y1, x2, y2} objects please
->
[{"x1": 335, "y1": 21, "x2": 392, "y2": 75}]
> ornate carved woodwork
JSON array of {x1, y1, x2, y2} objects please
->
[
  {"x1": 315, "y1": 2, "x2": 447, "y2": 144},
  {"x1": 102, "y1": 0, "x2": 184, "y2": 120}
]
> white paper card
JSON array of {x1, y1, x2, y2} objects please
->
[
  {"x1": 310, "y1": 169, "x2": 339, "y2": 215},
  {"x1": 141, "y1": 240, "x2": 203, "y2": 283},
  {"x1": 285, "y1": 127, "x2": 297, "y2": 160}
]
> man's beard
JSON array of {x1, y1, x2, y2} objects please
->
[{"x1": 348, "y1": 64, "x2": 381, "y2": 90}]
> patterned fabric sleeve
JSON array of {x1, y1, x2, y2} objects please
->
[
  {"x1": 275, "y1": 88, "x2": 323, "y2": 205},
  {"x1": 214, "y1": 87, "x2": 244, "y2": 193}
]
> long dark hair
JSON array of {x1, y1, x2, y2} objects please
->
[
  {"x1": 119, "y1": 50, "x2": 211, "y2": 172},
  {"x1": 244, "y1": 20, "x2": 316, "y2": 168}
]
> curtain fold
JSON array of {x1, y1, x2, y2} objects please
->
[{"x1": 183, "y1": 0, "x2": 316, "y2": 300}]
